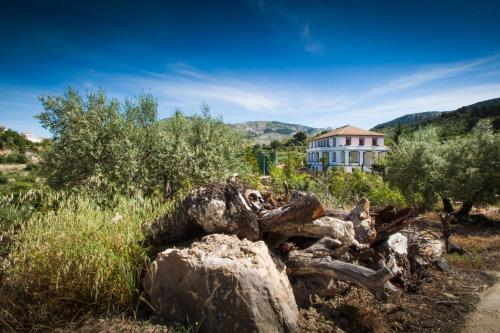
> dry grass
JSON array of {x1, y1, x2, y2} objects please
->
[
  {"x1": 444, "y1": 233, "x2": 500, "y2": 269},
  {"x1": 451, "y1": 234, "x2": 500, "y2": 252}
]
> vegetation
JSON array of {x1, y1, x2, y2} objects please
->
[
  {"x1": 374, "y1": 97, "x2": 500, "y2": 141},
  {"x1": 0, "y1": 152, "x2": 28, "y2": 164},
  {"x1": 37, "y1": 88, "x2": 253, "y2": 197},
  {"x1": 328, "y1": 169, "x2": 406, "y2": 209},
  {"x1": 386, "y1": 120, "x2": 500, "y2": 212},
  {"x1": 269, "y1": 152, "x2": 406, "y2": 209},
  {"x1": 1, "y1": 190, "x2": 178, "y2": 329},
  {"x1": 1, "y1": 86, "x2": 498, "y2": 331},
  {"x1": 0, "y1": 128, "x2": 29, "y2": 152}
]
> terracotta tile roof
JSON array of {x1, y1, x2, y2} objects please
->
[{"x1": 309, "y1": 125, "x2": 385, "y2": 141}]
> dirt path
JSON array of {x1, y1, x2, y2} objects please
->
[{"x1": 464, "y1": 271, "x2": 500, "y2": 333}]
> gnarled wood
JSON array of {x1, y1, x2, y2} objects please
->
[
  {"x1": 259, "y1": 191, "x2": 325, "y2": 233},
  {"x1": 371, "y1": 208, "x2": 416, "y2": 247},
  {"x1": 286, "y1": 237, "x2": 396, "y2": 300}
]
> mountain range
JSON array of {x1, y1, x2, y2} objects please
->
[
  {"x1": 371, "y1": 97, "x2": 500, "y2": 135},
  {"x1": 231, "y1": 121, "x2": 326, "y2": 144},
  {"x1": 232, "y1": 97, "x2": 500, "y2": 144}
]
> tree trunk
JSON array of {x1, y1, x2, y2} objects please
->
[
  {"x1": 457, "y1": 201, "x2": 473, "y2": 216},
  {"x1": 441, "y1": 197, "x2": 454, "y2": 214},
  {"x1": 286, "y1": 237, "x2": 396, "y2": 300},
  {"x1": 258, "y1": 191, "x2": 325, "y2": 233}
]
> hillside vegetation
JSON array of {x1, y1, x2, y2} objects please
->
[
  {"x1": 232, "y1": 120, "x2": 324, "y2": 144},
  {"x1": 373, "y1": 97, "x2": 500, "y2": 139}
]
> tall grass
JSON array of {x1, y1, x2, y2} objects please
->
[{"x1": 1, "y1": 191, "x2": 174, "y2": 329}]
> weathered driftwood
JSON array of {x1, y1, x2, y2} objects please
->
[
  {"x1": 259, "y1": 191, "x2": 325, "y2": 233},
  {"x1": 324, "y1": 207, "x2": 349, "y2": 220},
  {"x1": 371, "y1": 208, "x2": 416, "y2": 247},
  {"x1": 347, "y1": 198, "x2": 377, "y2": 243},
  {"x1": 286, "y1": 237, "x2": 396, "y2": 300}
]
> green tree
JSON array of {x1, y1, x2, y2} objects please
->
[
  {"x1": 37, "y1": 88, "x2": 253, "y2": 197},
  {"x1": 292, "y1": 131, "x2": 307, "y2": 143},
  {"x1": 385, "y1": 127, "x2": 447, "y2": 209},
  {"x1": 443, "y1": 120, "x2": 500, "y2": 215},
  {"x1": 37, "y1": 88, "x2": 147, "y2": 193},
  {"x1": 270, "y1": 140, "x2": 281, "y2": 150}
]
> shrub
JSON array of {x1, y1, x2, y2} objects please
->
[
  {"x1": 328, "y1": 169, "x2": 406, "y2": 209},
  {"x1": 24, "y1": 163, "x2": 39, "y2": 171}
]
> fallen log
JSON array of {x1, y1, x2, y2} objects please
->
[
  {"x1": 370, "y1": 208, "x2": 416, "y2": 247},
  {"x1": 286, "y1": 237, "x2": 396, "y2": 300},
  {"x1": 259, "y1": 191, "x2": 325, "y2": 233}
]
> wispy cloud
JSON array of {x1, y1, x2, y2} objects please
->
[
  {"x1": 367, "y1": 53, "x2": 500, "y2": 97},
  {"x1": 301, "y1": 23, "x2": 324, "y2": 55},
  {"x1": 2, "y1": 53, "x2": 500, "y2": 135}
]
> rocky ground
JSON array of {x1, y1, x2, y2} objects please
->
[{"x1": 63, "y1": 209, "x2": 499, "y2": 333}]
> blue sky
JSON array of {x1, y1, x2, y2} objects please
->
[{"x1": 1, "y1": 0, "x2": 500, "y2": 136}]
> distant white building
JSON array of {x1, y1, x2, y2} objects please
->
[
  {"x1": 22, "y1": 133, "x2": 44, "y2": 143},
  {"x1": 307, "y1": 125, "x2": 388, "y2": 173}
]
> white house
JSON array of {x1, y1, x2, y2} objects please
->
[
  {"x1": 307, "y1": 125, "x2": 388, "y2": 173},
  {"x1": 21, "y1": 133, "x2": 44, "y2": 143}
]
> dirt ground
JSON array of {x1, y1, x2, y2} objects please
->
[
  {"x1": 54, "y1": 209, "x2": 500, "y2": 333},
  {"x1": 297, "y1": 209, "x2": 500, "y2": 333}
]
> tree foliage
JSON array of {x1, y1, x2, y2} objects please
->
[
  {"x1": 37, "y1": 88, "x2": 253, "y2": 196},
  {"x1": 386, "y1": 120, "x2": 500, "y2": 211},
  {"x1": 443, "y1": 120, "x2": 500, "y2": 209}
]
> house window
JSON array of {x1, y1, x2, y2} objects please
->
[
  {"x1": 340, "y1": 151, "x2": 345, "y2": 164},
  {"x1": 315, "y1": 152, "x2": 319, "y2": 162},
  {"x1": 359, "y1": 138, "x2": 364, "y2": 146},
  {"x1": 332, "y1": 138, "x2": 336, "y2": 147},
  {"x1": 331, "y1": 152, "x2": 336, "y2": 163},
  {"x1": 322, "y1": 152, "x2": 329, "y2": 164},
  {"x1": 349, "y1": 151, "x2": 360, "y2": 164},
  {"x1": 372, "y1": 138, "x2": 378, "y2": 146},
  {"x1": 326, "y1": 139, "x2": 330, "y2": 147},
  {"x1": 346, "y1": 137, "x2": 351, "y2": 145}
]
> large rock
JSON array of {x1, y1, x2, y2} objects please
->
[{"x1": 143, "y1": 234, "x2": 298, "y2": 333}]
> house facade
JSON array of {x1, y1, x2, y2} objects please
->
[{"x1": 307, "y1": 125, "x2": 388, "y2": 173}]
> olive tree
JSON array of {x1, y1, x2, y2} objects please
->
[
  {"x1": 386, "y1": 121, "x2": 499, "y2": 214},
  {"x1": 37, "y1": 88, "x2": 253, "y2": 197},
  {"x1": 443, "y1": 120, "x2": 500, "y2": 215},
  {"x1": 385, "y1": 127, "x2": 447, "y2": 210},
  {"x1": 37, "y1": 88, "x2": 148, "y2": 193}
]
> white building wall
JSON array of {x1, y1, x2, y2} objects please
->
[{"x1": 306, "y1": 135, "x2": 388, "y2": 173}]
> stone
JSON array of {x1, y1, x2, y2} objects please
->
[
  {"x1": 387, "y1": 233, "x2": 408, "y2": 256},
  {"x1": 143, "y1": 234, "x2": 299, "y2": 333}
]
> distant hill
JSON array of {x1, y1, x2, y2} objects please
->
[
  {"x1": 232, "y1": 121, "x2": 325, "y2": 144},
  {"x1": 372, "y1": 97, "x2": 500, "y2": 137},
  {"x1": 372, "y1": 111, "x2": 442, "y2": 130}
]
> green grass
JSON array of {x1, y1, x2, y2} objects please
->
[
  {"x1": 0, "y1": 169, "x2": 38, "y2": 195},
  {"x1": 1, "y1": 190, "x2": 176, "y2": 330}
]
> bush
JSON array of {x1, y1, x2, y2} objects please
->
[
  {"x1": 328, "y1": 169, "x2": 406, "y2": 209},
  {"x1": 269, "y1": 152, "x2": 313, "y2": 192},
  {"x1": 0, "y1": 153, "x2": 28, "y2": 164},
  {"x1": 0, "y1": 174, "x2": 7, "y2": 184},
  {"x1": 24, "y1": 163, "x2": 39, "y2": 171}
]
